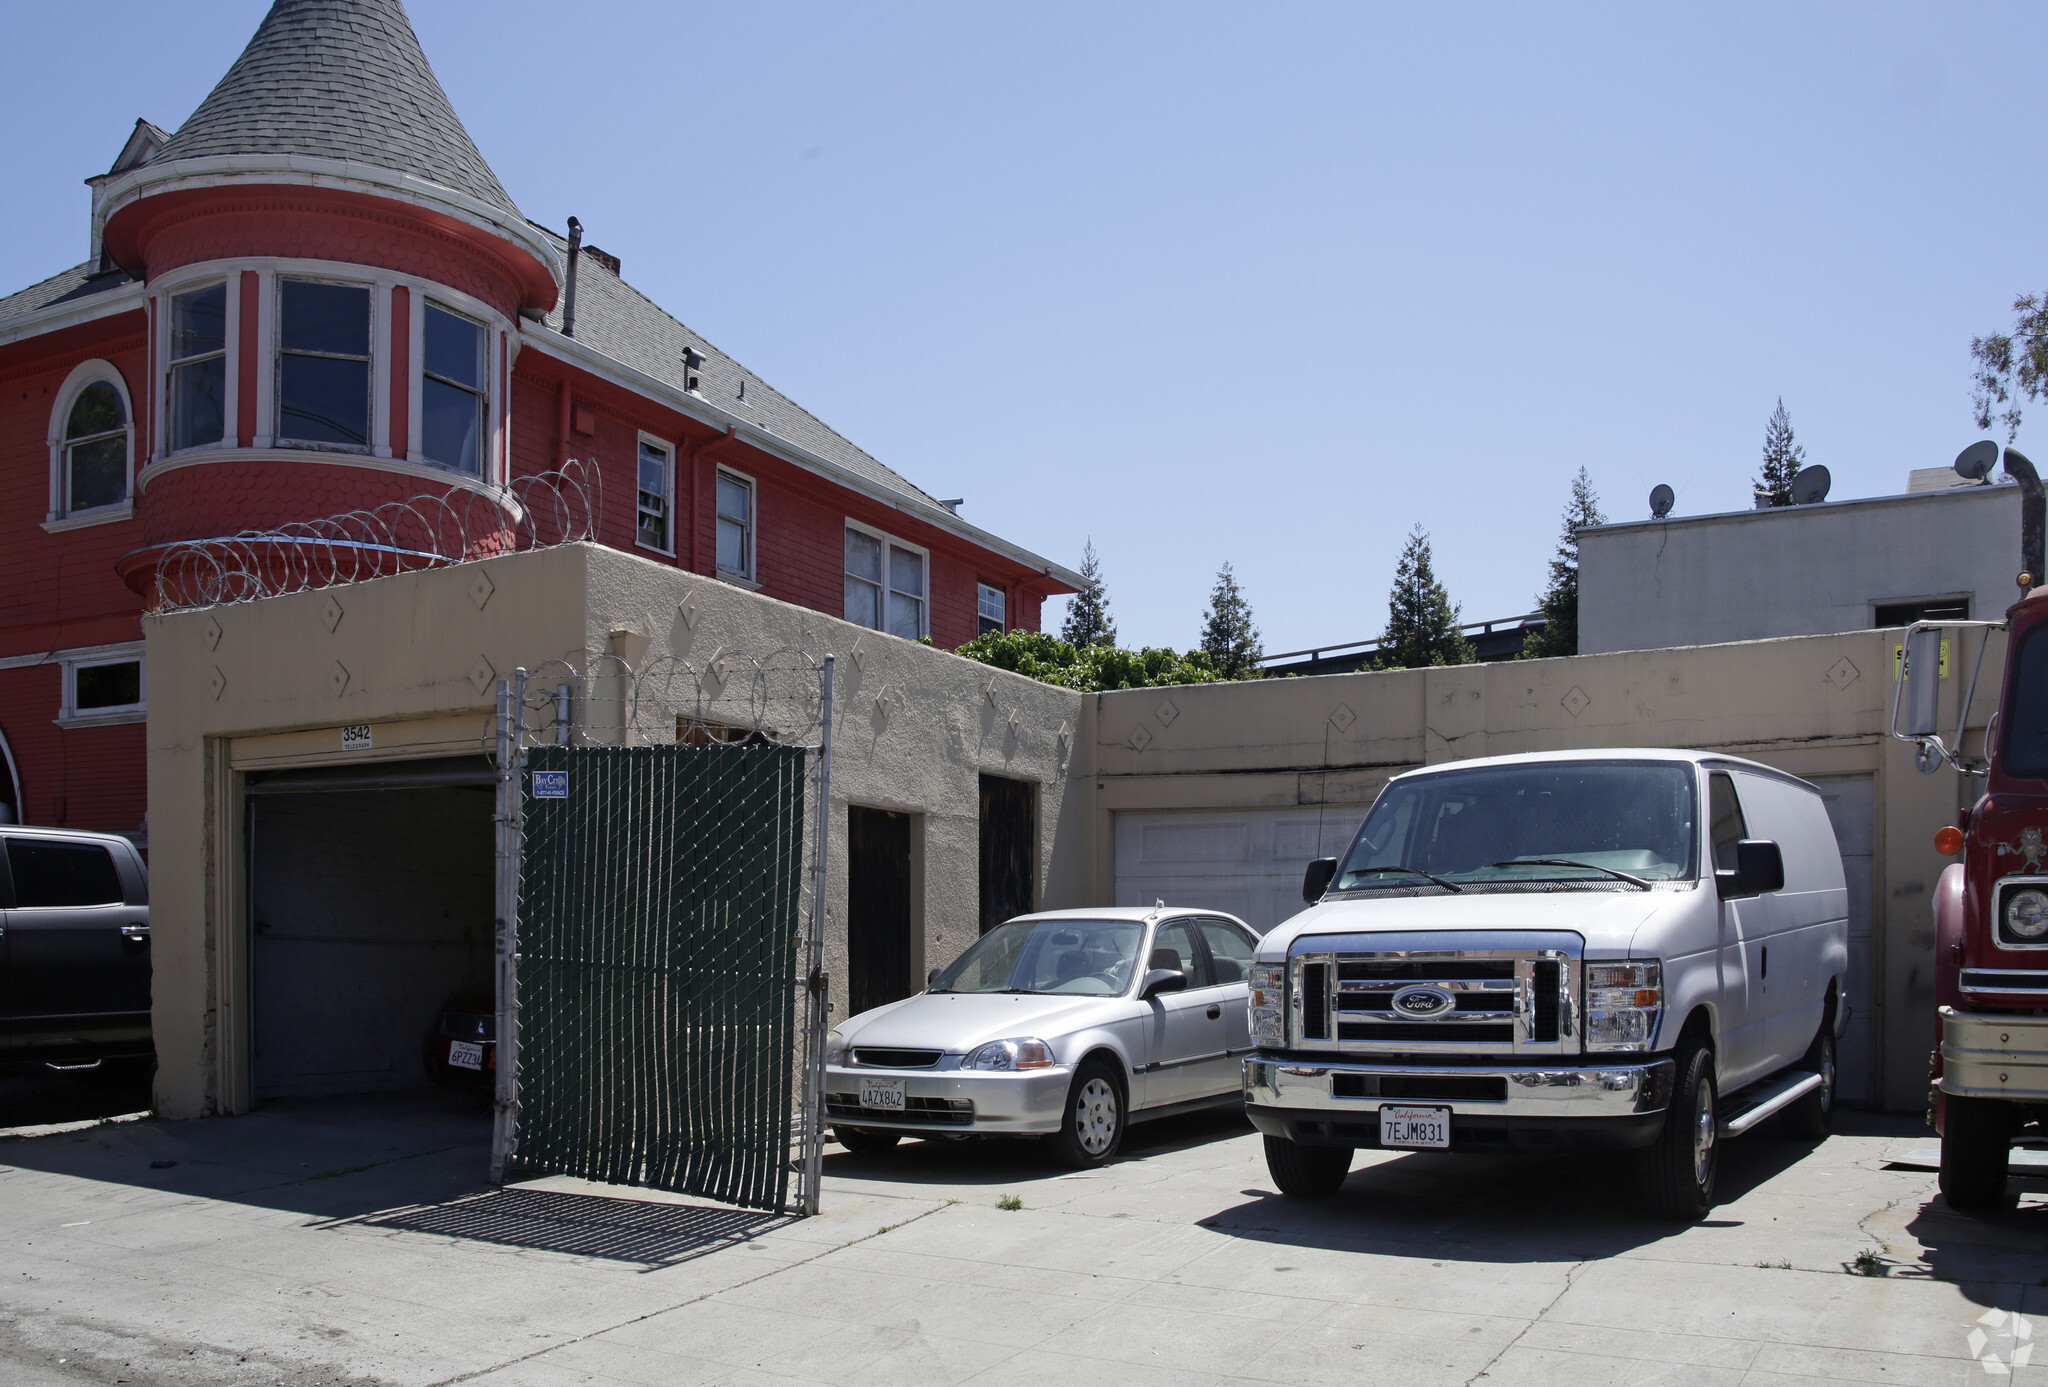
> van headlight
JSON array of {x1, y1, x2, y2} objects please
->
[
  {"x1": 1584, "y1": 961, "x2": 1662, "y2": 1052},
  {"x1": 1249, "y1": 963, "x2": 1288, "y2": 1047},
  {"x1": 964, "y1": 1037, "x2": 1055, "y2": 1070}
]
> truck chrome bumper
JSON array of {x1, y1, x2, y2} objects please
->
[
  {"x1": 1243, "y1": 1054, "x2": 1674, "y2": 1120},
  {"x1": 1938, "y1": 1007, "x2": 2048, "y2": 1102}
]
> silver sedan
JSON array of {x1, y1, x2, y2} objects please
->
[{"x1": 825, "y1": 906, "x2": 1260, "y2": 1166}]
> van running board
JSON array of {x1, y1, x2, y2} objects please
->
[{"x1": 1718, "y1": 1070, "x2": 1824, "y2": 1137}]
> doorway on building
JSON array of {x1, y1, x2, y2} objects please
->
[
  {"x1": 847, "y1": 805, "x2": 912, "y2": 1017},
  {"x1": 978, "y1": 774, "x2": 1035, "y2": 934},
  {"x1": 245, "y1": 757, "x2": 495, "y2": 1101}
]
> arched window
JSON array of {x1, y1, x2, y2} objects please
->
[{"x1": 47, "y1": 362, "x2": 134, "y2": 525}]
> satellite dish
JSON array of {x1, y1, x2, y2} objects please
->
[
  {"x1": 1955, "y1": 439, "x2": 2000, "y2": 481},
  {"x1": 1791, "y1": 464, "x2": 1831, "y2": 505},
  {"x1": 1649, "y1": 483, "x2": 1675, "y2": 519}
]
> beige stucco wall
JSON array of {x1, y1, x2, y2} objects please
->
[
  {"x1": 1088, "y1": 628, "x2": 2001, "y2": 1113},
  {"x1": 146, "y1": 543, "x2": 1086, "y2": 1119}
]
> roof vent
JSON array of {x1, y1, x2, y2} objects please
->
[{"x1": 682, "y1": 349, "x2": 704, "y2": 393}]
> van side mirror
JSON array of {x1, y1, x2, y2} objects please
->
[
  {"x1": 1716, "y1": 839, "x2": 1785, "y2": 899},
  {"x1": 1140, "y1": 968, "x2": 1188, "y2": 1000},
  {"x1": 1302, "y1": 857, "x2": 1338, "y2": 904}
]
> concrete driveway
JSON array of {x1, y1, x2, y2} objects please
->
[{"x1": 1, "y1": 1091, "x2": 2043, "y2": 1386}]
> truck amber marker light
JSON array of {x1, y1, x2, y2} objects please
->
[{"x1": 1935, "y1": 826, "x2": 1965, "y2": 856}]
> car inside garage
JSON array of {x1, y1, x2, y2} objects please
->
[{"x1": 245, "y1": 757, "x2": 496, "y2": 1101}]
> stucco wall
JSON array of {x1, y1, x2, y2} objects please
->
[
  {"x1": 145, "y1": 542, "x2": 1084, "y2": 1119},
  {"x1": 1579, "y1": 485, "x2": 2020, "y2": 654},
  {"x1": 1089, "y1": 630, "x2": 1998, "y2": 1113}
]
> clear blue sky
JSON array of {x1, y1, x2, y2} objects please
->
[{"x1": 7, "y1": 2, "x2": 2045, "y2": 655}]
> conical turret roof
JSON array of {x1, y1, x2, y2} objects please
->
[{"x1": 154, "y1": 0, "x2": 520, "y2": 221}]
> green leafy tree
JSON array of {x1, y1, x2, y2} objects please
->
[
  {"x1": 1379, "y1": 525, "x2": 1473, "y2": 668},
  {"x1": 1754, "y1": 399, "x2": 1805, "y2": 508},
  {"x1": 1970, "y1": 292, "x2": 2048, "y2": 443},
  {"x1": 1058, "y1": 538, "x2": 1117, "y2": 648},
  {"x1": 953, "y1": 630, "x2": 1225, "y2": 693},
  {"x1": 1197, "y1": 561, "x2": 1264, "y2": 679},
  {"x1": 1521, "y1": 467, "x2": 1605, "y2": 659}
]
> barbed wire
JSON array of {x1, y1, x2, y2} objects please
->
[{"x1": 149, "y1": 461, "x2": 602, "y2": 613}]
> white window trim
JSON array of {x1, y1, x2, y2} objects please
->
[
  {"x1": 976, "y1": 580, "x2": 1008, "y2": 634},
  {"x1": 418, "y1": 298, "x2": 492, "y2": 478},
  {"x1": 844, "y1": 520, "x2": 930, "y2": 640},
  {"x1": 44, "y1": 359, "x2": 136, "y2": 531},
  {"x1": 159, "y1": 276, "x2": 234, "y2": 459},
  {"x1": 715, "y1": 465, "x2": 756, "y2": 582},
  {"x1": 274, "y1": 273, "x2": 376, "y2": 454},
  {"x1": 635, "y1": 431, "x2": 677, "y2": 556},
  {"x1": 55, "y1": 641, "x2": 146, "y2": 728}
]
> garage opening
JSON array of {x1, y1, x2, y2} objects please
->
[
  {"x1": 246, "y1": 756, "x2": 495, "y2": 1101},
  {"x1": 978, "y1": 774, "x2": 1035, "y2": 934},
  {"x1": 846, "y1": 806, "x2": 912, "y2": 1016}
]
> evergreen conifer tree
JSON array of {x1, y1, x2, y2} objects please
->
[
  {"x1": 1059, "y1": 538, "x2": 1117, "y2": 648},
  {"x1": 1753, "y1": 399, "x2": 1805, "y2": 508},
  {"x1": 1379, "y1": 525, "x2": 1473, "y2": 668},
  {"x1": 1521, "y1": 467, "x2": 1605, "y2": 659},
  {"x1": 1198, "y1": 561, "x2": 1264, "y2": 679}
]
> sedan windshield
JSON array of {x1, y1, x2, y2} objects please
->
[
  {"x1": 1335, "y1": 761, "x2": 1697, "y2": 892},
  {"x1": 931, "y1": 918, "x2": 1145, "y2": 995}
]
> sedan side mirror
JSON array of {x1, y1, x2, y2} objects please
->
[
  {"x1": 1716, "y1": 839, "x2": 1785, "y2": 899},
  {"x1": 1302, "y1": 857, "x2": 1338, "y2": 904},
  {"x1": 1139, "y1": 968, "x2": 1187, "y2": 1000},
  {"x1": 927, "y1": 967, "x2": 944, "y2": 988}
]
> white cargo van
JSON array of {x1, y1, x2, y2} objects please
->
[{"x1": 1245, "y1": 750, "x2": 1848, "y2": 1219}]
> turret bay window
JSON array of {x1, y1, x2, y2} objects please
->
[
  {"x1": 422, "y1": 303, "x2": 486, "y2": 474},
  {"x1": 845, "y1": 525, "x2": 926, "y2": 639},
  {"x1": 716, "y1": 470, "x2": 754, "y2": 579},
  {"x1": 977, "y1": 582, "x2": 1006, "y2": 636},
  {"x1": 63, "y1": 382, "x2": 129, "y2": 515},
  {"x1": 278, "y1": 279, "x2": 371, "y2": 448},
  {"x1": 167, "y1": 283, "x2": 226, "y2": 452},
  {"x1": 637, "y1": 438, "x2": 672, "y2": 551}
]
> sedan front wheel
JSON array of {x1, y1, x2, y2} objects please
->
[{"x1": 1049, "y1": 1058, "x2": 1126, "y2": 1168}]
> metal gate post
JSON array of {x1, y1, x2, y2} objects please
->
[
  {"x1": 797, "y1": 655, "x2": 835, "y2": 1214},
  {"x1": 489, "y1": 670, "x2": 528, "y2": 1185}
]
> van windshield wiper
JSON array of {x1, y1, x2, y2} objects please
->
[
  {"x1": 1490, "y1": 858, "x2": 1652, "y2": 890},
  {"x1": 1343, "y1": 865, "x2": 1463, "y2": 893}
]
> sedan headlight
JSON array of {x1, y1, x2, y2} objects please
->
[
  {"x1": 1584, "y1": 960, "x2": 1662, "y2": 1052},
  {"x1": 2005, "y1": 888, "x2": 2048, "y2": 941},
  {"x1": 1248, "y1": 963, "x2": 1287, "y2": 1048},
  {"x1": 964, "y1": 1037, "x2": 1055, "y2": 1070},
  {"x1": 824, "y1": 1029, "x2": 847, "y2": 1065}
]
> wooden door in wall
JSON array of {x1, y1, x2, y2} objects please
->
[
  {"x1": 978, "y1": 775, "x2": 1035, "y2": 935},
  {"x1": 847, "y1": 806, "x2": 913, "y2": 1017}
]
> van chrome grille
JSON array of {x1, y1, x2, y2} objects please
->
[{"x1": 1288, "y1": 934, "x2": 1581, "y2": 1056}]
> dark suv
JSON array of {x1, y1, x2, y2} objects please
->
[{"x1": 0, "y1": 826, "x2": 152, "y2": 1077}]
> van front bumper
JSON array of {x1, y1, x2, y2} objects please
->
[
  {"x1": 1244, "y1": 1053, "x2": 1675, "y2": 1153},
  {"x1": 1937, "y1": 1007, "x2": 2048, "y2": 1102}
]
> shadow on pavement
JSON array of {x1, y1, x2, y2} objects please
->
[
  {"x1": 0, "y1": 1069, "x2": 154, "y2": 1131},
  {"x1": 1194, "y1": 1125, "x2": 1828, "y2": 1265},
  {"x1": 327, "y1": 1187, "x2": 793, "y2": 1269},
  {"x1": 820, "y1": 1104, "x2": 1252, "y2": 1186}
]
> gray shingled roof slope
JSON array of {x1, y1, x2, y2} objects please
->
[
  {"x1": 153, "y1": 0, "x2": 520, "y2": 222},
  {"x1": 536, "y1": 232, "x2": 948, "y2": 514},
  {"x1": 0, "y1": 262, "x2": 137, "y2": 327}
]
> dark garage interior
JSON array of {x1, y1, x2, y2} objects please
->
[{"x1": 246, "y1": 758, "x2": 495, "y2": 1101}]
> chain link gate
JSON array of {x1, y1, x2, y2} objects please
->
[{"x1": 488, "y1": 653, "x2": 835, "y2": 1215}]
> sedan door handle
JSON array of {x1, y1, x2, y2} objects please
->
[
  {"x1": 1206, "y1": 1004, "x2": 1221, "y2": 1020},
  {"x1": 121, "y1": 925, "x2": 150, "y2": 940}
]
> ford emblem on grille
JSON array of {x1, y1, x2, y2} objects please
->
[{"x1": 1391, "y1": 985, "x2": 1455, "y2": 1019}]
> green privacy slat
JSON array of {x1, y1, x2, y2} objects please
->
[{"x1": 513, "y1": 743, "x2": 805, "y2": 1212}]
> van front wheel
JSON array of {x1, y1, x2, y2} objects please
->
[
  {"x1": 1264, "y1": 1136, "x2": 1352, "y2": 1198},
  {"x1": 1640, "y1": 1036, "x2": 1718, "y2": 1221}
]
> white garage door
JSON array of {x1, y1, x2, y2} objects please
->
[
  {"x1": 1113, "y1": 807, "x2": 1367, "y2": 935},
  {"x1": 1807, "y1": 774, "x2": 1877, "y2": 1107}
]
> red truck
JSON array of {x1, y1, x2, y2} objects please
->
[{"x1": 1898, "y1": 441, "x2": 2048, "y2": 1210}]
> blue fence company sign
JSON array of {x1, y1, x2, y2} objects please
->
[{"x1": 531, "y1": 771, "x2": 569, "y2": 800}]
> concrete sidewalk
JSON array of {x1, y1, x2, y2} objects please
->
[{"x1": 2, "y1": 1093, "x2": 2044, "y2": 1386}]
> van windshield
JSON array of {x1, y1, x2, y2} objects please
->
[
  {"x1": 1334, "y1": 761, "x2": 1698, "y2": 893},
  {"x1": 930, "y1": 918, "x2": 1146, "y2": 995}
]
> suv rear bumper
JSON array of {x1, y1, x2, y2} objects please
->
[
  {"x1": 1244, "y1": 1054, "x2": 1674, "y2": 1153},
  {"x1": 1937, "y1": 1006, "x2": 2048, "y2": 1102}
]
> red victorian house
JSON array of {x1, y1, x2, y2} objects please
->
[{"x1": 0, "y1": 0, "x2": 1077, "y2": 841}]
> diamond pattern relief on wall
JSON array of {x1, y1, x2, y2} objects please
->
[
  {"x1": 203, "y1": 615, "x2": 224, "y2": 651},
  {"x1": 1827, "y1": 656, "x2": 1860, "y2": 690},
  {"x1": 207, "y1": 666, "x2": 226, "y2": 701},
  {"x1": 467, "y1": 571, "x2": 495, "y2": 610},
  {"x1": 329, "y1": 661, "x2": 350, "y2": 697},
  {"x1": 468, "y1": 656, "x2": 497, "y2": 696},
  {"x1": 321, "y1": 595, "x2": 345, "y2": 633},
  {"x1": 1128, "y1": 724, "x2": 1153, "y2": 752},
  {"x1": 1561, "y1": 685, "x2": 1592, "y2": 719},
  {"x1": 1156, "y1": 698, "x2": 1179, "y2": 727},
  {"x1": 1331, "y1": 702, "x2": 1356, "y2": 732}
]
